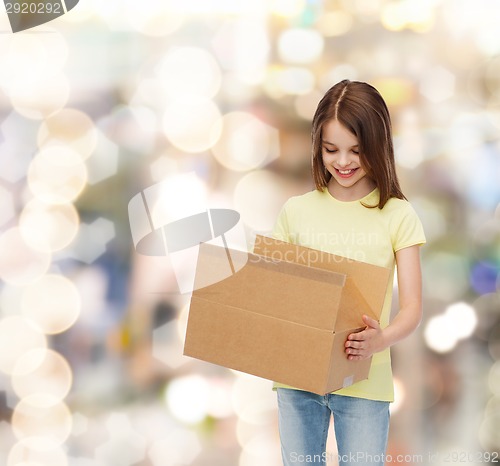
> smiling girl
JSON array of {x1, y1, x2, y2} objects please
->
[{"x1": 272, "y1": 80, "x2": 426, "y2": 466}]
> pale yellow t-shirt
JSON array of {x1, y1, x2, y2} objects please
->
[{"x1": 271, "y1": 187, "x2": 426, "y2": 402}]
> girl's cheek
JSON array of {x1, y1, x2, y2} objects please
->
[{"x1": 322, "y1": 154, "x2": 334, "y2": 165}]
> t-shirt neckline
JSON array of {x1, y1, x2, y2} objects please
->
[{"x1": 322, "y1": 187, "x2": 379, "y2": 205}]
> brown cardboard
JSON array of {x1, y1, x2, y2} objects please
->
[{"x1": 184, "y1": 235, "x2": 391, "y2": 395}]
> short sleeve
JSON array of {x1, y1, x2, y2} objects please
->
[
  {"x1": 272, "y1": 201, "x2": 291, "y2": 242},
  {"x1": 392, "y1": 203, "x2": 426, "y2": 252}
]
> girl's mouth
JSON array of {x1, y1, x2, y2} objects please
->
[{"x1": 335, "y1": 168, "x2": 358, "y2": 178}]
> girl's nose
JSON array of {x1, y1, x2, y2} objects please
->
[{"x1": 337, "y1": 153, "x2": 349, "y2": 167}]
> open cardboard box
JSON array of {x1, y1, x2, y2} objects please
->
[{"x1": 183, "y1": 235, "x2": 391, "y2": 395}]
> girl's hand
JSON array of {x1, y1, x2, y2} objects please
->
[{"x1": 344, "y1": 315, "x2": 386, "y2": 361}]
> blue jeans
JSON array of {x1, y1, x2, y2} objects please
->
[{"x1": 277, "y1": 388, "x2": 390, "y2": 466}]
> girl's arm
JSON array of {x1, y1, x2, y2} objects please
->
[{"x1": 344, "y1": 244, "x2": 423, "y2": 361}]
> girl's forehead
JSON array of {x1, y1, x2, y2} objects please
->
[{"x1": 322, "y1": 119, "x2": 358, "y2": 145}]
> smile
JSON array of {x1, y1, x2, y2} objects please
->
[{"x1": 335, "y1": 168, "x2": 358, "y2": 178}]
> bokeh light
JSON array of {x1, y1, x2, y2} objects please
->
[
  {"x1": 165, "y1": 375, "x2": 210, "y2": 424},
  {"x1": 11, "y1": 395, "x2": 72, "y2": 445},
  {"x1": 164, "y1": 373, "x2": 236, "y2": 423},
  {"x1": 7, "y1": 437, "x2": 68, "y2": 466},
  {"x1": 148, "y1": 427, "x2": 201, "y2": 466},
  {"x1": 12, "y1": 349, "x2": 73, "y2": 403},
  {"x1": 470, "y1": 261, "x2": 499, "y2": 295},
  {"x1": 445, "y1": 302, "x2": 478, "y2": 339},
  {"x1": 373, "y1": 78, "x2": 415, "y2": 107},
  {"x1": 277, "y1": 28, "x2": 324, "y2": 65},
  {"x1": 165, "y1": 0, "x2": 266, "y2": 15},
  {"x1": 124, "y1": 0, "x2": 184, "y2": 37},
  {"x1": 419, "y1": 66, "x2": 456, "y2": 103},
  {"x1": 233, "y1": 170, "x2": 292, "y2": 231},
  {"x1": 19, "y1": 200, "x2": 80, "y2": 253},
  {"x1": 479, "y1": 410, "x2": 500, "y2": 452},
  {"x1": 211, "y1": 18, "x2": 270, "y2": 85},
  {"x1": 266, "y1": 66, "x2": 316, "y2": 96},
  {"x1": 0, "y1": 111, "x2": 39, "y2": 184},
  {"x1": 0, "y1": 227, "x2": 51, "y2": 286},
  {"x1": 484, "y1": 57, "x2": 500, "y2": 101},
  {"x1": 64, "y1": 217, "x2": 116, "y2": 264},
  {"x1": 0, "y1": 35, "x2": 45, "y2": 90},
  {"x1": 465, "y1": 144, "x2": 500, "y2": 210},
  {"x1": 27, "y1": 147, "x2": 88, "y2": 204},
  {"x1": 424, "y1": 302, "x2": 478, "y2": 353},
  {"x1": 0, "y1": 184, "x2": 15, "y2": 228},
  {"x1": 319, "y1": 64, "x2": 359, "y2": 91},
  {"x1": 239, "y1": 431, "x2": 281, "y2": 466},
  {"x1": 380, "y1": 1, "x2": 435, "y2": 32},
  {"x1": 0, "y1": 31, "x2": 68, "y2": 92},
  {"x1": 162, "y1": 97, "x2": 222, "y2": 153},
  {"x1": 317, "y1": 11, "x2": 354, "y2": 37},
  {"x1": 231, "y1": 373, "x2": 275, "y2": 425},
  {"x1": 394, "y1": 109, "x2": 425, "y2": 169},
  {"x1": 149, "y1": 154, "x2": 180, "y2": 184},
  {"x1": 268, "y1": 0, "x2": 306, "y2": 18},
  {"x1": 294, "y1": 90, "x2": 323, "y2": 120},
  {"x1": 205, "y1": 377, "x2": 234, "y2": 418},
  {"x1": 424, "y1": 314, "x2": 458, "y2": 353},
  {"x1": 9, "y1": 73, "x2": 70, "y2": 120},
  {"x1": 37, "y1": 108, "x2": 98, "y2": 160},
  {"x1": 97, "y1": 105, "x2": 157, "y2": 155},
  {"x1": 390, "y1": 377, "x2": 406, "y2": 414},
  {"x1": 21, "y1": 274, "x2": 81, "y2": 334},
  {"x1": 488, "y1": 361, "x2": 500, "y2": 396},
  {"x1": 94, "y1": 413, "x2": 147, "y2": 465},
  {"x1": 86, "y1": 131, "x2": 120, "y2": 184},
  {"x1": 0, "y1": 284, "x2": 24, "y2": 320},
  {"x1": 157, "y1": 46, "x2": 222, "y2": 99},
  {"x1": 0, "y1": 316, "x2": 47, "y2": 375},
  {"x1": 212, "y1": 112, "x2": 279, "y2": 171},
  {"x1": 148, "y1": 172, "x2": 208, "y2": 228}
]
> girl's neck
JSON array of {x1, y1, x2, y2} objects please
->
[{"x1": 326, "y1": 177, "x2": 377, "y2": 202}]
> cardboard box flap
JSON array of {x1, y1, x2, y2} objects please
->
[
  {"x1": 193, "y1": 242, "x2": 347, "y2": 331},
  {"x1": 253, "y1": 235, "x2": 390, "y2": 320},
  {"x1": 335, "y1": 277, "x2": 376, "y2": 331}
]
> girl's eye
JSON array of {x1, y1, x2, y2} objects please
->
[
  {"x1": 352, "y1": 150, "x2": 359, "y2": 155},
  {"x1": 324, "y1": 148, "x2": 337, "y2": 153}
]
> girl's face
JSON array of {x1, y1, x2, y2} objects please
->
[{"x1": 321, "y1": 119, "x2": 374, "y2": 200}]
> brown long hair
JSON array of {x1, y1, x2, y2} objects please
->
[{"x1": 311, "y1": 79, "x2": 406, "y2": 209}]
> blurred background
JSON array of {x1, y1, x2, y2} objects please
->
[{"x1": 0, "y1": 0, "x2": 499, "y2": 464}]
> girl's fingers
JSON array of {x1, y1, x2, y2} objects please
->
[
  {"x1": 346, "y1": 340, "x2": 363, "y2": 350},
  {"x1": 347, "y1": 330, "x2": 366, "y2": 341}
]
